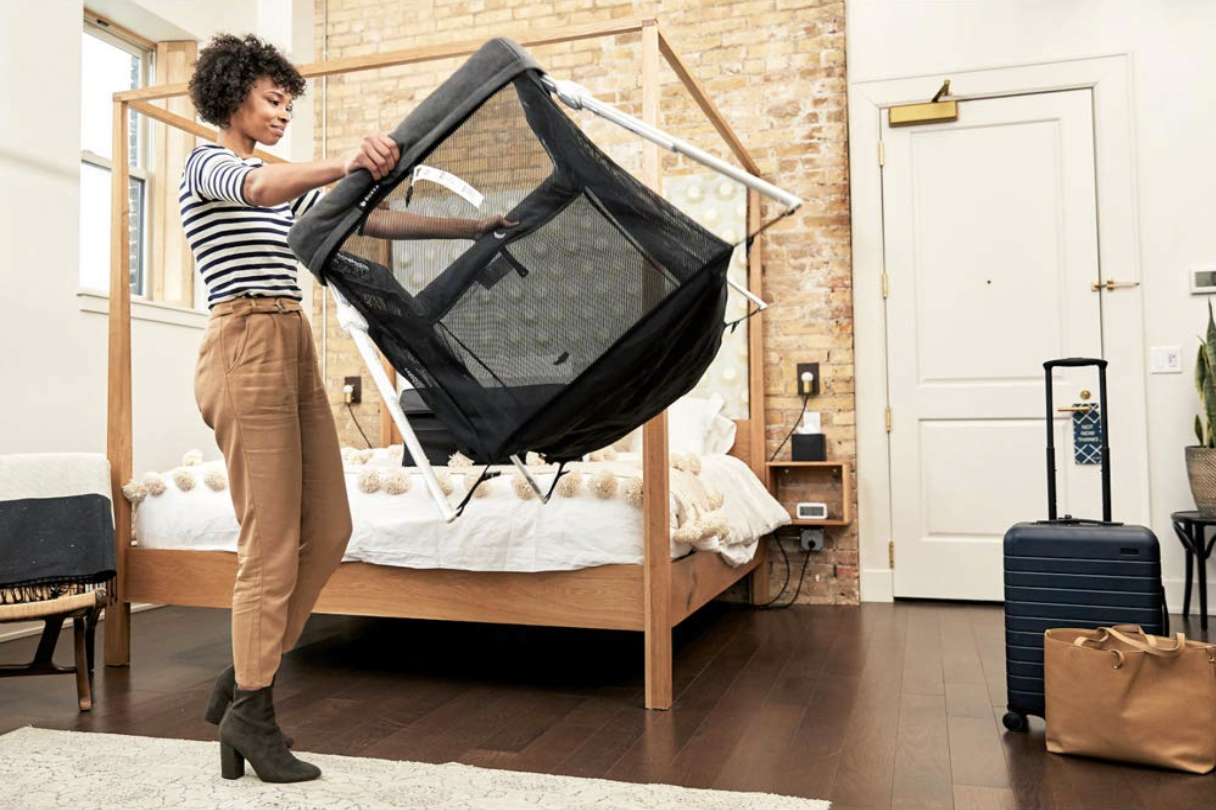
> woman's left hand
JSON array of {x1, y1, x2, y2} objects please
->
[
  {"x1": 344, "y1": 134, "x2": 400, "y2": 181},
  {"x1": 473, "y1": 215, "x2": 520, "y2": 239}
]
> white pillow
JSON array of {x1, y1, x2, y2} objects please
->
[
  {"x1": 628, "y1": 395, "x2": 726, "y2": 455},
  {"x1": 705, "y1": 413, "x2": 737, "y2": 455}
]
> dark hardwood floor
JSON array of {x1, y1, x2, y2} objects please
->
[{"x1": 1, "y1": 601, "x2": 1212, "y2": 809}]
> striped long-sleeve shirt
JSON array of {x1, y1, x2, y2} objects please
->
[{"x1": 179, "y1": 144, "x2": 323, "y2": 308}]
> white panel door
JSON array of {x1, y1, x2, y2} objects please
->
[{"x1": 884, "y1": 90, "x2": 1110, "y2": 600}]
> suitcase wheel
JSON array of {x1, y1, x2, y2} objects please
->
[{"x1": 1002, "y1": 711, "x2": 1029, "y2": 733}]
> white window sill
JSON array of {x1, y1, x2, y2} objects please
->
[{"x1": 78, "y1": 289, "x2": 209, "y2": 330}]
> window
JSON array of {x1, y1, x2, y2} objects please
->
[{"x1": 79, "y1": 17, "x2": 153, "y2": 296}]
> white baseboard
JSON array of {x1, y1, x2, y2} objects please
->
[
  {"x1": 861, "y1": 568, "x2": 894, "y2": 602},
  {"x1": 858, "y1": 574, "x2": 1213, "y2": 615},
  {"x1": 0, "y1": 603, "x2": 163, "y2": 646},
  {"x1": 1164, "y1": 577, "x2": 1216, "y2": 618}
]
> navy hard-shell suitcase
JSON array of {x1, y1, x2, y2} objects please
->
[{"x1": 1001, "y1": 358, "x2": 1167, "y2": 733}]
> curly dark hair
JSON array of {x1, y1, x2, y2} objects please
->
[{"x1": 189, "y1": 33, "x2": 307, "y2": 127}]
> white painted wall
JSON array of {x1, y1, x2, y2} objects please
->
[
  {"x1": 0, "y1": 0, "x2": 316, "y2": 477},
  {"x1": 848, "y1": 0, "x2": 1216, "y2": 613}
]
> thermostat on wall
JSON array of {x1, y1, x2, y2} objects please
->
[
  {"x1": 1190, "y1": 265, "x2": 1216, "y2": 294},
  {"x1": 796, "y1": 502, "x2": 829, "y2": 520}
]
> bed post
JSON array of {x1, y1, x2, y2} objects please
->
[
  {"x1": 746, "y1": 189, "x2": 771, "y2": 604},
  {"x1": 640, "y1": 19, "x2": 673, "y2": 712},
  {"x1": 105, "y1": 98, "x2": 133, "y2": 666},
  {"x1": 659, "y1": 32, "x2": 773, "y2": 605}
]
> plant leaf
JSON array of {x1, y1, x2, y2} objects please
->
[
  {"x1": 1207, "y1": 300, "x2": 1216, "y2": 375},
  {"x1": 1199, "y1": 343, "x2": 1208, "y2": 397}
]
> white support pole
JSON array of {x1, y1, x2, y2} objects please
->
[
  {"x1": 541, "y1": 75, "x2": 803, "y2": 212},
  {"x1": 541, "y1": 75, "x2": 777, "y2": 313},
  {"x1": 330, "y1": 286, "x2": 458, "y2": 522}
]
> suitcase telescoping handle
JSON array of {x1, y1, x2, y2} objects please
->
[{"x1": 1043, "y1": 358, "x2": 1111, "y2": 523}]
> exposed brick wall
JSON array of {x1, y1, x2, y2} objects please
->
[{"x1": 311, "y1": 0, "x2": 856, "y2": 604}]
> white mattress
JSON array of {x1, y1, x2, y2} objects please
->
[{"x1": 134, "y1": 453, "x2": 789, "y2": 572}]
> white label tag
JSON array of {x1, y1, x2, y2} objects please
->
[{"x1": 411, "y1": 165, "x2": 484, "y2": 209}]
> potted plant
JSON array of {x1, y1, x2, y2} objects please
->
[{"x1": 1189, "y1": 302, "x2": 1216, "y2": 516}]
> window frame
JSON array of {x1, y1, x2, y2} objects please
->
[{"x1": 80, "y1": 15, "x2": 155, "y2": 300}]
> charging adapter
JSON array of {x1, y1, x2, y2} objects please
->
[{"x1": 800, "y1": 528, "x2": 825, "y2": 552}]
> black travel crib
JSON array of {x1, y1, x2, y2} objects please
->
[{"x1": 288, "y1": 37, "x2": 798, "y2": 515}]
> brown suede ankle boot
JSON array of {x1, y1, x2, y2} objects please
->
[
  {"x1": 203, "y1": 665, "x2": 293, "y2": 747},
  {"x1": 218, "y1": 685, "x2": 319, "y2": 782}
]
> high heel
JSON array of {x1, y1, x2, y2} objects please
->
[
  {"x1": 205, "y1": 666, "x2": 293, "y2": 747},
  {"x1": 218, "y1": 685, "x2": 320, "y2": 783},
  {"x1": 220, "y1": 742, "x2": 245, "y2": 780}
]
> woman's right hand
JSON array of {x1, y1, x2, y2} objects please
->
[{"x1": 344, "y1": 134, "x2": 400, "y2": 181}]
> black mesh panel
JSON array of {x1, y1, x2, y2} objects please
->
[{"x1": 304, "y1": 65, "x2": 733, "y2": 463}]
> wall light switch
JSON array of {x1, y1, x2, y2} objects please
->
[{"x1": 1150, "y1": 346, "x2": 1183, "y2": 374}]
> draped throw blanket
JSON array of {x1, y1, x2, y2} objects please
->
[{"x1": 0, "y1": 455, "x2": 116, "y2": 604}]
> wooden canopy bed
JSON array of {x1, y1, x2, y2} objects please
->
[{"x1": 104, "y1": 18, "x2": 775, "y2": 710}]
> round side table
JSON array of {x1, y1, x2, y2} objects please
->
[{"x1": 1169, "y1": 511, "x2": 1216, "y2": 631}]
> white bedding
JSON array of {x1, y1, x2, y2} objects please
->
[{"x1": 134, "y1": 453, "x2": 790, "y2": 572}]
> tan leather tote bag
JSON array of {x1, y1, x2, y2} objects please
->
[{"x1": 1044, "y1": 625, "x2": 1216, "y2": 773}]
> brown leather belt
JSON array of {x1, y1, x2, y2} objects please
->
[{"x1": 210, "y1": 296, "x2": 303, "y2": 318}]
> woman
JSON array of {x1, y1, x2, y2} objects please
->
[{"x1": 184, "y1": 34, "x2": 514, "y2": 783}]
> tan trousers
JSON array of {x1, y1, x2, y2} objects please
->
[{"x1": 194, "y1": 296, "x2": 353, "y2": 689}]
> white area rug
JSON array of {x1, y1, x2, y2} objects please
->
[{"x1": 0, "y1": 727, "x2": 829, "y2": 810}]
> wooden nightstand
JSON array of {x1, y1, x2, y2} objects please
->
[{"x1": 764, "y1": 461, "x2": 852, "y2": 527}]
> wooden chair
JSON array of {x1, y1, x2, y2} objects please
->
[
  {"x1": 0, "y1": 587, "x2": 107, "y2": 711},
  {"x1": 0, "y1": 452, "x2": 116, "y2": 712}
]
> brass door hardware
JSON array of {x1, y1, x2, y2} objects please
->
[
  {"x1": 1057, "y1": 405, "x2": 1094, "y2": 413},
  {"x1": 1091, "y1": 279, "x2": 1140, "y2": 293},
  {"x1": 889, "y1": 79, "x2": 958, "y2": 127}
]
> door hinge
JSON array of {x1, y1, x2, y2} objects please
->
[
  {"x1": 878, "y1": 140, "x2": 885, "y2": 166},
  {"x1": 882, "y1": 270, "x2": 889, "y2": 299},
  {"x1": 888, "y1": 540, "x2": 895, "y2": 568},
  {"x1": 885, "y1": 406, "x2": 892, "y2": 432}
]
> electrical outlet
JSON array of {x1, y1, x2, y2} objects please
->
[
  {"x1": 796, "y1": 363, "x2": 820, "y2": 396},
  {"x1": 800, "y1": 528, "x2": 825, "y2": 552},
  {"x1": 343, "y1": 376, "x2": 362, "y2": 404}
]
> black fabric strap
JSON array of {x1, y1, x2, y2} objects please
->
[
  {"x1": 454, "y1": 465, "x2": 496, "y2": 517},
  {"x1": 544, "y1": 461, "x2": 569, "y2": 501},
  {"x1": 725, "y1": 304, "x2": 763, "y2": 334},
  {"x1": 735, "y1": 206, "x2": 798, "y2": 250}
]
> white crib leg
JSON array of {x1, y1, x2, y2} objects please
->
[
  {"x1": 330, "y1": 287, "x2": 458, "y2": 522},
  {"x1": 510, "y1": 455, "x2": 552, "y2": 503}
]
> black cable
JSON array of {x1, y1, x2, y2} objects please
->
[
  {"x1": 779, "y1": 537, "x2": 815, "y2": 608},
  {"x1": 751, "y1": 532, "x2": 817, "y2": 611},
  {"x1": 768, "y1": 392, "x2": 811, "y2": 462},
  {"x1": 347, "y1": 402, "x2": 372, "y2": 448},
  {"x1": 756, "y1": 534, "x2": 792, "y2": 608}
]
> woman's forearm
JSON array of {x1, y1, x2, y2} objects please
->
[
  {"x1": 363, "y1": 210, "x2": 479, "y2": 240},
  {"x1": 243, "y1": 157, "x2": 346, "y2": 208}
]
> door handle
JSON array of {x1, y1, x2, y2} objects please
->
[
  {"x1": 1057, "y1": 405, "x2": 1093, "y2": 413},
  {"x1": 1091, "y1": 279, "x2": 1140, "y2": 293}
]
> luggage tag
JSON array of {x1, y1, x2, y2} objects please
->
[{"x1": 1072, "y1": 401, "x2": 1102, "y2": 465}]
